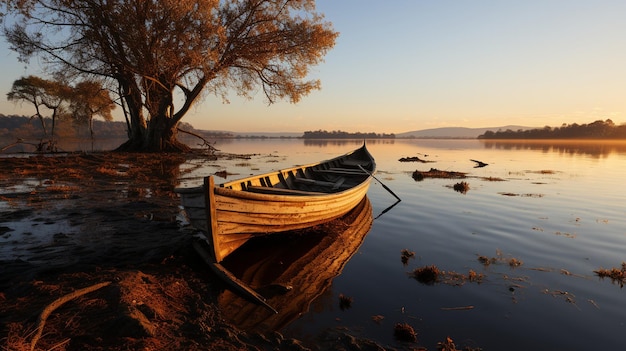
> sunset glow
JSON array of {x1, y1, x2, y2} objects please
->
[{"x1": 1, "y1": 1, "x2": 625, "y2": 133}]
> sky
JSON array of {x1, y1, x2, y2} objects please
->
[{"x1": 1, "y1": 0, "x2": 626, "y2": 133}]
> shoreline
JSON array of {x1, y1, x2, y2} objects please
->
[{"x1": 0, "y1": 151, "x2": 391, "y2": 350}]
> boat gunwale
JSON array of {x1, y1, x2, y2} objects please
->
[
  {"x1": 217, "y1": 143, "x2": 374, "y2": 190},
  {"x1": 213, "y1": 177, "x2": 372, "y2": 202}
]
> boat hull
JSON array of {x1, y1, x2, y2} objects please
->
[{"x1": 177, "y1": 144, "x2": 375, "y2": 262}]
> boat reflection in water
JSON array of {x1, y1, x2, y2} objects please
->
[{"x1": 217, "y1": 196, "x2": 373, "y2": 333}]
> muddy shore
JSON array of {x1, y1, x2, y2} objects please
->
[{"x1": 0, "y1": 152, "x2": 391, "y2": 351}]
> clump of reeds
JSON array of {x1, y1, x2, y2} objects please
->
[
  {"x1": 412, "y1": 265, "x2": 440, "y2": 285},
  {"x1": 453, "y1": 181, "x2": 470, "y2": 194},
  {"x1": 393, "y1": 323, "x2": 417, "y2": 342},
  {"x1": 338, "y1": 293, "x2": 353, "y2": 310},
  {"x1": 401, "y1": 249, "x2": 415, "y2": 265},
  {"x1": 594, "y1": 262, "x2": 626, "y2": 287}
]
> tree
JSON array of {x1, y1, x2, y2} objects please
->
[
  {"x1": 6, "y1": 76, "x2": 55, "y2": 136},
  {"x1": 69, "y1": 80, "x2": 115, "y2": 149},
  {"x1": 2, "y1": 0, "x2": 338, "y2": 152},
  {"x1": 6, "y1": 75, "x2": 72, "y2": 149}
]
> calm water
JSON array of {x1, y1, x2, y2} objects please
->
[{"x1": 182, "y1": 139, "x2": 626, "y2": 350}]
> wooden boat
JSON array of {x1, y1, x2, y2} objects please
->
[
  {"x1": 176, "y1": 143, "x2": 375, "y2": 264},
  {"x1": 217, "y1": 196, "x2": 373, "y2": 332}
]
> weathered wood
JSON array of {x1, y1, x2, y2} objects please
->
[{"x1": 177, "y1": 143, "x2": 375, "y2": 263}]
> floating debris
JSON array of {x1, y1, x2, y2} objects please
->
[
  {"x1": 467, "y1": 270, "x2": 483, "y2": 282},
  {"x1": 339, "y1": 293, "x2": 353, "y2": 310},
  {"x1": 393, "y1": 323, "x2": 417, "y2": 342},
  {"x1": 478, "y1": 250, "x2": 523, "y2": 269},
  {"x1": 594, "y1": 262, "x2": 626, "y2": 288},
  {"x1": 399, "y1": 156, "x2": 433, "y2": 163},
  {"x1": 437, "y1": 336, "x2": 483, "y2": 351},
  {"x1": 401, "y1": 249, "x2": 415, "y2": 265},
  {"x1": 371, "y1": 315, "x2": 385, "y2": 324},
  {"x1": 470, "y1": 159, "x2": 488, "y2": 168},
  {"x1": 412, "y1": 168, "x2": 466, "y2": 181},
  {"x1": 412, "y1": 265, "x2": 483, "y2": 286},
  {"x1": 412, "y1": 265, "x2": 440, "y2": 285},
  {"x1": 542, "y1": 289, "x2": 577, "y2": 306},
  {"x1": 477, "y1": 255, "x2": 497, "y2": 266},
  {"x1": 498, "y1": 192, "x2": 544, "y2": 198},
  {"x1": 481, "y1": 176, "x2": 506, "y2": 182},
  {"x1": 452, "y1": 181, "x2": 470, "y2": 194}
]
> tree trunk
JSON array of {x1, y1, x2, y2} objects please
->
[
  {"x1": 115, "y1": 91, "x2": 190, "y2": 152},
  {"x1": 113, "y1": 74, "x2": 193, "y2": 153}
]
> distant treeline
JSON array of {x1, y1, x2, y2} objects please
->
[
  {"x1": 303, "y1": 130, "x2": 395, "y2": 139},
  {"x1": 478, "y1": 119, "x2": 626, "y2": 139},
  {"x1": 0, "y1": 114, "x2": 234, "y2": 140},
  {"x1": 0, "y1": 114, "x2": 127, "y2": 139}
]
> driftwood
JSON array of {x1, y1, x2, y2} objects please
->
[
  {"x1": 1, "y1": 138, "x2": 60, "y2": 153},
  {"x1": 470, "y1": 159, "x2": 488, "y2": 168},
  {"x1": 412, "y1": 168, "x2": 467, "y2": 181},
  {"x1": 398, "y1": 156, "x2": 433, "y2": 163},
  {"x1": 177, "y1": 128, "x2": 219, "y2": 154},
  {"x1": 30, "y1": 281, "x2": 112, "y2": 351}
]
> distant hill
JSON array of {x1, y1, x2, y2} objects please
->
[{"x1": 396, "y1": 125, "x2": 534, "y2": 139}]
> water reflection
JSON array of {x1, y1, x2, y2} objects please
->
[
  {"x1": 217, "y1": 197, "x2": 373, "y2": 333},
  {"x1": 481, "y1": 139, "x2": 626, "y2": 157}
]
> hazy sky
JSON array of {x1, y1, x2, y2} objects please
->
[{"x1": 1, "y1": 0, "x2": 625, "y2": 133}]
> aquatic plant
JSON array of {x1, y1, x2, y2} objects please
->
[
  {"x1": 393, "y1": 323, "x2": 417, "y2": 342},
  {"x1": 339, "y1": 294, "x2": 353, "y2": 310},
  {"x1": 412, "y1": 265, "x2": 440, "y2": 284},
  {"x1": 453, "y1": 181, "x2": 470, "y2": 194},
  {"x1": 401, "y1": 249, "x2": 415, "y2": 265},
  {"x1": 594, "y1": 262, "x2": 626, "y2": 287}
]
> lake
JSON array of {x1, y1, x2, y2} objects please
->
[
  {"x1": 180, "y1": 138, "x2": 625, "y2": 350},
  {"x1": 2, "y1": 138, "x2": 624, "y2": 349}
]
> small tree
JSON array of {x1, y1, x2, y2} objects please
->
[
  {"x1": 69, "y1": 80, "x2": 115, "y2": 150},
  {"x1": 6, "y1": 75, "x2": 72, "y2": 150},
  {"x1": 7, "y1": 76, "x2": 54, "y2": 136}
]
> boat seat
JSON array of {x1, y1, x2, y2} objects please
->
[
  {"x1": 314, "y1": 168, "x2": 368, "y2": 175},
  {"x1": 246, "y1": 186, "x2": 325, "y2": 196},
  {"x1": 295, "y1": 176, "x2": 347, "y2": 190}
]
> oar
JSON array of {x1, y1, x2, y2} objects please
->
[{"x1": 358, "y1": 165, "x2": 401, "y2": 201}]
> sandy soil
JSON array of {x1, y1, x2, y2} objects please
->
[{"x1": 0, "y1": 152, "x2": 390, "y2": 351}]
